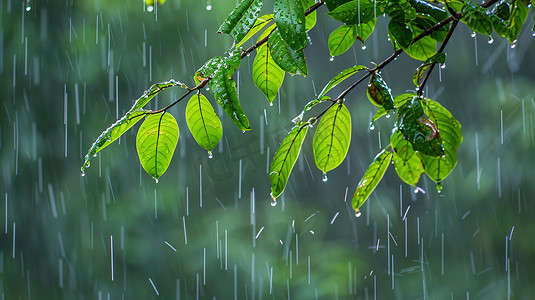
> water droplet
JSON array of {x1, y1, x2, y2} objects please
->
[
  {"x1": 147, "y1": 5, "x2": 154, "y2": 12},
  {"x1": 81, "y1": 172, "x2": 85, "y2": 177},
  {"x1": 488, "y1": 36, "x2": 494, "y2": 44},
  {"x1": 270, "y1": 195, "x2": 277, "y2": 207},
  {"x1": 208, "y1": 151, "x2": 213, "y2": 159},
  {"x1": 440, "y1": 63, "x2": 446, "y2": 69},
  {"x1": 471, "y1": 32, "x2": 476, "y2": 38},
  {"x1": 322, "y1": 173, "x2": 328, "y2": 182},
  {"x1": 510, "y1": 42, "x2": 517, "y2": 49},
  {"x1": 206, "y1": 4, "x2": 213, "y2": 11},
  {"x1": 532, "y1": 32, "x2": 535, "y2": 37},
  {"x1": 25, "y1": 2, "x2": 31, "y2": 11},
  {"x1": 269, "y1": 102, "x2": 273, "y2": 107},
  {"x1": 369, "y1": 123, "x2": 375, "y2": 130},
  {"x1": 385, "y1": 114, "x2": 391, "y2": 119},
  {"x1": 436, "y1": 182, "x2": 442, "y2": 193},
  {"x1": 355, "y1": 210, "x2": 361, "y2": 217},
  {"x1": 242, "y1": 130, "x2": 246, "y2": 134},
  {"x1": 329, "y1": 56, "x2": 334, "y2": 62},
  {"x1": 361, "y1": 45, "x2": 367, "y2": 50},
  {"x1": 155, "y1": 178, "x2": 159, "y2": 183}
]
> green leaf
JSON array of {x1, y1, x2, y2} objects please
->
[
  {"x1": 325, "y1": 0, "x2": 352, "y2": 11},
  {"x1": 270, "y1": 125, "x2": 309, "y2": 199},
  {"x1": 383, "y1": 0, "x2": 416, "y2": 23},
  {"x1": 372, "y1": 93, "x2": 414, "y2": 122},
  {"x1": 418, "y1": 99, "x2": 462, "y2": 182},
  {"x1": 81, "y1": 111, "x2": 147, "y2": 174},
  {"x1": 274, "y1": 0, "x2": 308, "y2": 50},
  {"x1": 461, "y1": 3, "x2": 493, "y2": 36},
  {"x1": 293, "y1": 97, "x2": 331, "y2": 123},
  {"x1": 507, "y1": 0, "x2": 529, "y2": 43},
  {"x1": 313, "y1": 103, "x2": 352, "y2": 173},
  {"x1": 209, "y1": 61, "x2": 251, "y2": 131},
  {"x1": 412, "y1": 52, "x2": 446, "y2": 86},
  {"x1": 268, "y1": 30, "x2": 308, "y2": 76},
  {"x1": 318, "y1": 65, "x2": 367, "y2": 99},
  {"x1": 236, "y1": 14, "x2": 274, "y2": 47},
  {"x1": 302, "y1": 0, "x2": 317, "y2": 31},
  {"x1": 388, "y1": 20, "x2": 413, "y2": 49},
  {"x1": 409, "y1": 0, "x2": 448, "y2": 21},
  {"x1": 367, "y1": 72, "x2": 395, "y2": 111},
  {"x1": 411, "y1": 14, "x2": 449, "y2": 42},
  {"x1": 390, "y1": 130, "x2": 424, "y2": 186},
  {"x1": 352, "y1": 149, "x2": 392, "y2": 212},
  {"x1": 136, "y1": 112, "x2": 179, "y2": 179},
  {"x1": 402, "y1": 22, "x2": 436, "y2": 61},
  {"x1": 327, "y1": 0, "x2": 376, "y2": 25},
  {"x1": 185, "y1": 94, "x2": 223, "y2": 152},
  {"x1": 397, "y1": 97, "x2": 444, "y2": 157},
  {"x1": 218, "y1": 0, "x2": 264, "y2": 45},
  {"x1": 194, "y1": 56, "x2": 224, "y2": 85},
  {"x1": 356, "y1": 18, "x2": 377, "y2": 44},
  {"x1": 131, "y1": 80, "x2": 188, "y2": 112},
  {"x1": 253, "y1": 43, "x2": 285, "y2": 103},
  {"x1": 328, "y1": 25, "x2": 357, "y2": 57}
]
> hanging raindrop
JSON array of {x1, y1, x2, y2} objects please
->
[
  {"x1": 269, "y1": 102, "x2": 273, "y2": 107},
  {"x1": 329, "y1": 56, "x2": 334, "y2": 62},
  {"x1": 440, "y1": 63, "x2": 446, "y2": 69},
  {"x1": 322, "y1": 173, "x2": 328, "y2": 182},
  {"x1": 154, "y1": 178, "x2": 159, "y2": 184},
  {"x1": 147, "y1": 5, "x2": 154, "y2": 12},
  {"x1": 488, "y1": 36, "x2": 494, "y2": 44},
  {"x1": 25, "y1": 0, "x2": 31, "y2": 11},
  {"x1": 471, "y1": 32, "x2": 476, "y2": 38},
  {"x1": 355, "y1": 210, "x2": 362, "y2": 217},
  {"x1": 385, "y1": 114, "x2": 391, "y2": 119},
  {"x1": 361, "y1": 45, "x2": 367, "y2": 50},
  {"x1": 270, "y1": 196, "x2": 277, "y2": 207},
  {"x1": 436, "y1": 182, "x2": 442, "y2": 193},
  {"x1": 208, "y1": 151, "x2": 213, "y2": 159},
  {"x1": 206, "y1": 3, "x2": 213, "y2": 11},
  {"x1": 369, "y1": 123, "x2": 375, "y2": 130},
  {"x1": 81, "y1": 172, "x2": 85, "y2": 177}
]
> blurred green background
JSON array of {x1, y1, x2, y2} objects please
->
[{"x1": 1, "y1": 0, "x2": 534, "y2": 298}]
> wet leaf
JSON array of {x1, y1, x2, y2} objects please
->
[
  {"x1": 136, "y1": 112, "x2": 179, "y2": 179},
  {"x1": 274, "y1": 0, "x2": 308, "y2": 50},
  {"x1": 356, "y1": 18, "x2": 377, "y2": 44},
  {"x1": 293, "y1": 97, "x2": 331, "y2": 123},
  {"x1": 209, "y1": 62, "x2": 251, "y2": 131},
  {"x1": 412, "y1": 52, "x2": 446, "y2": 86},
  {"x1": 185, "y1": 94, "x2": 223, "y2": 151},
  {"x1": 367, "y1": 72, "x2": 395, "y2": 111},
  {"x1": 313, "y1": 103, "x2": 352, "y2": 173},
  {"x1": 373, "y1": 93, "x2": 414, "y2": 122},
  {"x1": 397, "y1": 97, "x2": 444, "y2": 157},
  {"x1": 506, "y1": 0, "x2": 529, "y2": 43},
  {"x1": 328, "y1": 25, "x2": 357, "y2": 57},
  {"x1": 390, "y1": 130, "x2": 424, "y2": 186},
  {"x1": 194, "y1": 56, "x2": 225, "y2": 85},
  {"x1": 302, "y1": 0, "x2": 317, "y2": 31},
  {"x1": 325, "y1": 0, "x2": 352, "y2": 11},
  {"x1": 270, "y1": 125, "x2": 309, "y2": 199},
  {"x1": 383, "y1": 0, "x2": 416, "y2": 23},
  {"x1": 388, "y1": 20, "x2": 413, "y2": 49},
  {"x1": 218, "y1": 0, "x2": 264, "y2": 45},
  {"x1": 409, "y1": 0, "x2": 448, "y2": 22},
  {"x1": 236, "y1": 14, "x2": 274, "y2": 47},
  {"x1": 402, "y1": 22, "x2": 436, "y2": 61},
  {"x1": 131, "y1": 80, "x2": 188, "y2": 112},
  {"x1": 418, "y1": 99, "x2": 462, "y2": 182},
  {"x1": 327, "y1": 0, "x2": 376, "y2": 25},
  {"x1": 352, "y1": 150, "x2": 392, "y2": 211},
  {"x1": 268, "y1": 30, "x2": 308, "y2": 76},
  {"x1": 81, "y1": 111, "x2": 147, "y2": 173},
  {"x1": 318, "y1": 65, "x2": 367, "y2": 99},
  {"x1": 253, "y1": 43, "x2": 285, "y2": 103},
  {"x1": 461, "y1": 3, "x2": 493, "y2": 36}
]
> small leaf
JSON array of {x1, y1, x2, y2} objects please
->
[
  {"x1": 136, "y1": 112, "x2": 179, "y2": 179},
  {"x1": 418, "y1": 99, "x2": 463, "y2": 182},
  {"x1": 218, "y1": 0, "x2": 264, "y2": 45},
  {"x1": 293, "y1": 97, "x2": 330, "y2": 123},
  {"x1": 185, "y1": 94, "x2": 223, "y2": 151},
  {"x1": 313, "y1": 103, "x2": 352, "y2": 173},
  {"x1": 318, "y1": 65, "x2": 367, "y2": 99},
  {"x1": 328, "y1": 25, "x2": 357, "y2": 57},
  {"x1": 274, "y1": 0, "x2": 308, "y2": 50},
  {"x1": 373, "y1": 93, "x2": 414, "y2": 122},
  {"x1": 327, "y1": 0, "x2": 376, "y2": 25},
  {"x1": 270, "y1": 125, "x2": 309, "y2": 199},
  {"x1": 268, "y1": 30, "x2": 308, "y2": 76},
  {"x1": 131, "y1": 80, "x2": 187, "y2": 112},
  {"x1": 402, "y1": 22, "x2": 436, "y2": 61},
  {"x1": 506, "y1": 0, "x2": 529, "y2": 43},
  {"x1": 356, "y1": 18, "x2": 377, "y2": 44},
  {"x1": 388, "y1": 20, "x2": 413, "y2": 49},
  {"x1": 390, "y1": 130, "x2": 424, "y2": 186},
  {"x1": 461, "y1": 3, "x2": 493, "y2": 36},
  {"x1": 352, "y1": 150, "x2": 392, "y2": 211},
  {"x1": 383, "y1": 0, "x2": 416, "y2": 23},
  {"x1": 81, "y1": 111, "x2": 147, "y2": 173},
  {"x1": 253, "y1": 43, "x2": 285, "y2": 103},
  {"x1": 367, "y1": 72, "x2": 395, "y2": 111},
  {"x1": 412, "y1": 52, "x2": 446, "y2": 86},
  {"x1": 236, "y1": 14, "x2": 274, "y2": 47},
  {"x1": 397, "y1": 97, "x2": 444, "y2": 157},
  {"x1": 209, "y1": 64, "x2": 251, "y2": 131},
  {"x1": 410, "y1": 0, "x2": 448, "y2": 21}
]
